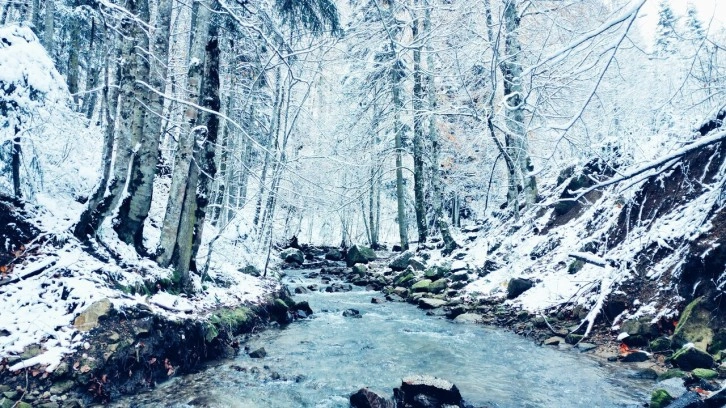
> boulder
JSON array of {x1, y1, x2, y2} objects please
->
[
  {"x1": 389, "y1": 251, "x2": 415, "y2": 271},
  {"x1": 692, "y1": 368, "x2": 718, "y2": 380},
  {"x1": 429, "y1": 279, "x2": 448, "y2": 294},
  {"x1": 350, "y1": 388, "x2": 395, "y2": 408},
  {"x1": 392, "y1": 287, "x2": 409, "y2": 298},
  {"x1": 74, "y1": 298, "x2": 113, "y2": 332},
  {"x1": 269, "y1": 299, "x2": 292, "y2": 324},
  {"x1": 672, "y1": 297, "x2": 713, "y2": 352},
  {"x1": 506, "y1": 278, "x2": 533, "y2": 299},
  {"x1": 408, "y1": 258, "x2": 426, "y2": 271},
  {"x1": 577, "y1": 343, "x2": 597, "y2": 352},
  {"x1": 394, "y1": 375, "x2": 463, "y2": 408},
  {"x1": 343, "y1": 309, "x2": 362, "y2": 318},
  {"x1": 620, "y1": 350, "x2": 650, "y2": 362},
  {"x1": 352, "y1": 263, "x2": 368, "y2": 277},
  {"x1": 650, "y1": 337, "x2": 672, "y2": 353},
  {"x1": 453, "y1": 313, "x2": 482, "y2": 324},
  {"x1": 411, "y1": 279, "x2": 433, "y2": 293},
  {"x1": 280, "y1": 248, "x2": 304, "y2": 264},
  {"x1": 424, "y1": 267, "x2": 444, "y2": 280},
  {"x1": 544, "y1": 336, "x2": 565, "y2": 346},
  {"x1": 291, "y1": 301, "x2": 313, "y2": 317},
  {"x1": 650, "y1": 390, "x2": 674, "y2": 408},
  {"x1": 249, "y1": 347, "x2": 267, "y2": 358},
  {"x1": 325, "y1": 248, "x2": 343, "y2": 261},
  {"x1": 450, "y1": 271, "x2": 469, "y2": 282},
  {"x1": 662, "y1": 391, "x2": 704, "y2": 408},
  {"x1": 418, "y1": 298, "x2": 447, "y2": 310},
  {"x1": 672, "y1": 344, "x2": 714, "y2": 370},
  {"x1": 346, "y1": 245, "x2": 377, "y2": 267},
  {"x1": 393, "y1": 270, "x2": 416, "y2": 287},
  {"x1": 621, "y1": 316, "x2": 659, "y2": 338},
  {"x1": 237, "y1": 265, "x2": 261, "y2": 277}
]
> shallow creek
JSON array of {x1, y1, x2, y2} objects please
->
[{"x1": 112, "y1": 269, "x2": 654, "y2": 407}]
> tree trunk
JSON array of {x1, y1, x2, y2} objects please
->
[
  {"x1": 157, "y1": 0, "x2": 209, "y2": 269},
  {"x1": 411, "y1": 2, "x2": 428, "y2": 243},
  {"x1": 0, "y1": 4, "x2": 9, "y2": 24},
  {"x1": 43, "y1": 0, "x2": 54, "y2": 55},
  {"x1": 81, "y1": 16, "x2": 100, "y2": 120},
  {"x1": 11, "y1": 130, "x2": 21, "y2": 199},
  {"x1": 31, "y1": 0, "x2": 41, "y2": 34},
  {"x1": 423, "y1": 0, "x2": 458, "y2": 254},
  {"x1": 189, "y1": 12, "x2": 222, "y2": 267},
  {"x1": 67, "y1": 13, "x2": 81, "y2": 108},
  {"x1": 74, "y1": 7, "x2": 141, "y2": 238},
  {"x1": 392, "y1": 60, "x2": 409, "y2": 251},
  {"x1": 74, "y1": 51, "x2": 119, "y2": 240},
  {"x1": 115, "y1": 0, "x2": 172, "y2": 251},
  {"x1": 500, "y1": 0, "x2": 537, "y2": 207},
  {"x1": 368, "y1": 96, "x2": 381, "y2": 247}
]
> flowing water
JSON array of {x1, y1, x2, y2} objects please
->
[{"x1": 114, "y1": 269, "x2": 653, "y2": 407}]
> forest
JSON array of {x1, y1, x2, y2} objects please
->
[{"x1": 1, "y1": 0, "x2": 726, "y2": 407}]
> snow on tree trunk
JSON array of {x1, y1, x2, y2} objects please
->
[
  {"x1": 411, "y1": 1, "x2": 428, "y2": 244},
  {"x1": 157, "y1": 0, "x2": 210, "y2": 270},
  {"x1": 189, "y1": 10, "x2": 222, "y2": 268},
  {"x1": 393, "y1": 60, "x2": 409, "y2": 251},
  {"x1": 116, "y1": 0, "x2": 173, "y2": 251},
  {"x1": 500, "y1": 0, "x2": 537, "y2": 208}
]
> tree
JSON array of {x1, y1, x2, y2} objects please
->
[
  {"x1": 655, "y1": 0, "x2": 677, "y2": 56},
  {"x1": 114, "y1": 0, "x2": 173, "y2": 252}
]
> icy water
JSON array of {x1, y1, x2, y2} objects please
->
[{"x1": 114, "y1": 270, "x2": 653, "y2": 407}]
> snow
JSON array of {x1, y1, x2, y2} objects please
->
[
  {"x1": 0, "y1": 24, "x2": 67, "y2": 135},
  {"x1": 458, "y1": 132, "x2": 726, "y2": 329}
]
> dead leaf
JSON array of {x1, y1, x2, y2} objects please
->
[
  {"x1": 73, "y1": 361, "x2": 80, "y2": 370},
  {"x1": 80, "y1": 365, "x2": 91, "y2": 373}
]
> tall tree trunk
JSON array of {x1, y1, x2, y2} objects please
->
[
  {"x1": 189, "y1": 13, "x2": 222, "y2": 267},
  {"x1": 67, "y1": 13, "x2": 81, "y2": 108},
  {"x1": 423, "y1": 0, "x2": 458, "y2": 254},
  {"x1": 74, "y1": 7, "x2": 141, "y2": 238},
  {"x1": 74, "y1": 50, "x2": 119, "y2": 239},
  {"x1": 500, "y1": 0, "x2": 537, "y2": 207},
  {"x1": 0, "y1": 4, "x2": 9, "y2": 24},
  {"x1": 368, "y1": 96, "x2": 381, "y2": 247},
  {"x1": 116, "y1": 0, "x2": 173, "y2": 251},
  {"x1": 43, "y1": 0, "x2": 54, "y2": 55},
  {"x1": 411, "y1": 2, "x2": 427, "y2": 243},
  {"x1": 254, "y1": 67, "x2": 282, "y2": 230},
  {"x1": 392, "y1": 60, "x2": 409, "y2": 251},
  {"x1": 211, "y1": 93, "x2": 233, "y2": 226},
  {"x1": 157, "y1": 0, "x2": 209, "y2": 270},
  {"x1": 31, "y1": 0, "x2": 41, "y2": 33},
  {"x1": 81, "y1": 16, "x2": 100, "y2": 120},
  {"x1": 11, "y1": 130, "x2": 21, "y2": 199}
]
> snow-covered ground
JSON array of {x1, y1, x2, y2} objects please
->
[{"x1": 0, "y1": 198, "x2": 279, "y2": 373}]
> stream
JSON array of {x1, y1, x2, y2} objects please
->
[{"x1": 112, "y1": 269, "x2": 654, "y2": 407}]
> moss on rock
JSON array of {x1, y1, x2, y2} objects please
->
[
  {"x1": 692, "y1": 368, "x2": 718, "y2": 380},
  {"x1": 411, "y1": 279, "x2": 433, "y2": 293},
  {"x1": 672, "y1": 297, "x2": 713, "y2": 352},
  {"x1": 650, "y1": 389, "x2": 673, "y2": 408}
]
